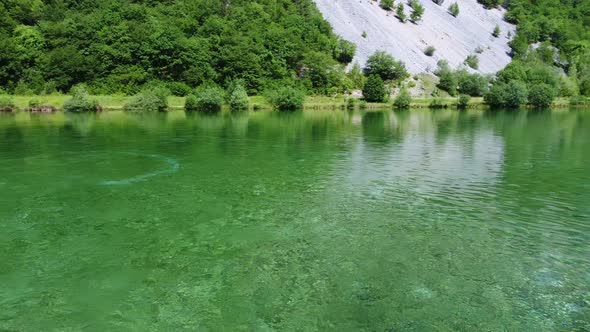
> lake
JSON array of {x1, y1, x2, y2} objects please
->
[{"x1": 0, "y1": 109, "x2": 588, "y2": 330}]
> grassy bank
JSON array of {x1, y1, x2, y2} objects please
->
[{"x1": 3, "y1": 95, "x2": 589, "y2": 112}]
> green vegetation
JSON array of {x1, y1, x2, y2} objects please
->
[
  {"x1": 364, "y1": 51, "x2": 408, "y2": 81},
  {"x1": 363, "y1": 75, "x2": 387, "y2": 102},
  {"x1": 435, "y1": 61, "x2": 489, "y2": 97},
  {"x1": 484, "y1": 80, "x2": 529, "y2": 109},
  {"x1": 457, "y1": 94, "x2": 471, "y2": 109},
  {"x1": 266, "y1": 86, "x2": 305, "y2": 111},
  {"x1": 186, "y1": 86, "x2": 225, "y2": 112},
  {"x1": 380, "y1": 0, "x2": 395, "y2": 10},
  {"x1": 528, "y1": 83, "x2": 556, "y2": 108},
  {"x1": 410, "y1": 1, "x2": 425, "y2": 23},
  {"x1": 124, "y1": 87, "x2": 169, "y2": 112},
  {"x1": 0, "y1": 95, "x2": 15, "y2": 111},
  {"x1": 424, "y1": 46, "x2": 436, "y2": 56},
  {"x1": 228, "y1": 82, "x2": 249, "y2": 111},
  {"x1": 449, "y1": 3, "x2": 460, "y2": 17},
  {"x1": 464, "y1": 55, "x2": 479, "y2": 70},
  {"x1": 0, "y1": 0, "x2": 352, "y2": 96},
  {"x1": 396, "y1": 4, "x2": 408, "y2": 22},
  {"x1": 394, "y1": 89, "x2": 412, "y2": 109},
  {"x1": 492, "y1": 25, "x2": 501, "y2": 38},
  {"x1": 63, "y1": 86, "x2": 101, "y2": 112}
]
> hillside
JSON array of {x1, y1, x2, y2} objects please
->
[{"x1": 314, "y1": 0, "x2": 515, "y2": 74}]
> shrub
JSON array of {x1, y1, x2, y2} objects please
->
[
  {"x1": 0, "y1": 95, "x2": 15, "y2": 111},
  {"x1": 394, "y1": 89, "x2": 412, "y2": 109},
  {"x1": 364, "y1": 50, "x2": 408, "y2": 81},
  {"x1": 424, "y1": 46, "x2": 436, "y2": 56},
  {"x1": 569, "y1": 95, "x2": 588, "y2": 106},
  {"x1": 504, "y1": 81, "x2": 528, "y2": 108},
  {"x1": 359, "y1": 100, "x2": 368, "y2": 110},
  {"x1": 457, "y1": 72, "x2": 489, "y2": 96},
  {"x1": 429, "y1": 99, "x2": 446, "y2": 109},
  {"x1": 438, "y1": 71, "x2": 458, "y2": 96},
  {"x1": 528, "y1": 83, "x2": 556, "y2": 108},
  {"x1": 228, "y1": 83, "x2": 249, "y2": 111},
  {"x1": 464, "y1": 55, "x2": 479, "y2": 70},
  {"x1": 492, "y1": 25, "x2": 501, "y2": 38},
  {"x1": 124, "y1": 87, "x2": 169, "y2": 112},
  {"x1": 167, "y1": 82, "x2": 192, "y2": 96},
  {"x1": 410, "y1": 2, "x2": 425, "y2": 23},
  {"x1": 449, "y1": 2, "x2": 460, "y2": 17},
  {"x1": 63, "y1": 86, "x2": 101, "y2": 112},
  {"x1": 380, "y1": 0, "x2": 395, "y2": 10},
  {"x1": 185, "y1": 86, "x2": 225, "y2": 112},
  {"x1": 363, "y1": 74, "x2": 387, "y2": 102},
  {"x1": 396, "y1": 4, "x2": 407, "y2": 22},
  {"x1": 362, "y1": 31, "x2": 367, "y2": 38},
  {"x1": 457, "y1": 94, "x2": 471, "y2": 109},
  {"x1": 266, "y1": 86, "x2": 305, "y2": 111},
  {"x1": 485, "y1": 80, "x2": 528, "y2": 109},
  {"x1": 346, "y1": 98, "x2": 356, "y2": 110}
]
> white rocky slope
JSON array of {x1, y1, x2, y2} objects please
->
[{"x1": 314, "y1": 0, "x2": 516, "y2": 74}]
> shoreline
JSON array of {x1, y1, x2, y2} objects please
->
[{"x1": 1, "y1": 95, "x2": 589, "y2": 113}]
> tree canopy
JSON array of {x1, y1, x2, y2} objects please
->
[{"x1": 0, "y1": 0, "x2": 354, "y2": 95}]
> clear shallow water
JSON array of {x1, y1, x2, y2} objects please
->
[{"x1": 0, "y1": 109, "x2": 588, "y2": 331}]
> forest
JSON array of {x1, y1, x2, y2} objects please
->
[
  {"x1": 0, "y1": 0, "x2": 589, "y2": 100},
  {"x1": 0, "y1": 0, "x2": 354, "y2": 95}
]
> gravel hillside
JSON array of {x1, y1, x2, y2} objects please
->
[{"x1": 315, "y1": 0, "x2": 516, "y2": 74}]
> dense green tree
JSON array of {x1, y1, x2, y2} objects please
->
[
  {"x1": 363, "y1": 74, "x2": 387, "y2": 102},
  {"x1": 364, "y1": 51, "x2": 408, "y2": 81},
  {"x1": 333, "y1": 37, "x2": 356, "y2": 64},
  {"x1": 528, "y1": 83, "x2": 556, "y2": 108},
  {"x1": 0, "y1": 0, "x2": 352, "y2": 95}
]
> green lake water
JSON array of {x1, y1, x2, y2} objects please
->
[{"x1": 0, "y1": 109, "x2": 588, "y2": 331}]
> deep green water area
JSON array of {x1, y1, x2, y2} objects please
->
[{"x1": 0, "y1": 109, "x2": 589, "y2": 331}]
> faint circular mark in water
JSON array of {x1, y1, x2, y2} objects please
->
[{"x1": 99, "y1": 152, "x2": 180, "y2": 186}]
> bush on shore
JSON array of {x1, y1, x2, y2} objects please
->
[
  {"x1": 528, "y1": 83, "x2": 556, "y2": 108},
  {"x1": 457, "y1": 94, "x2": 471, "y2": 109},
  {"x1": 227, "y1": 82, "x2": 249, "y2": 111},
  {"x1": 266, "y1": 86, "x2": 305, "y2": 111},
  {"x1": 124, "y1": 87, "x2": 169, "y2": 112},
  {"x1": 363, "y1": 74, "x2": 387, "y2": 102},
  {"x1": 484, "y1": 80, "x2": 528, "y2": 109},
  {"x1": 186, "y1": 86, "x2": 225, "y2": 112},
  {"x1": 0, "y1": 95, "x2": 15, "y2": 111},
  {"x1": 63, "y1": 86, "x2": 101, "y2": 112},
  {"x1": 394, "y1": 89, "x2": 412, "y2": 109}
]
